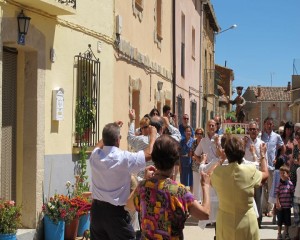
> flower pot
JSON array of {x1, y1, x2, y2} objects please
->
[
  {"x1": 0, "y1": 233, "x2": 16, "y2": 240},
  {"x1": 65, "y1": 217, "x2": 79, "y2": 240},
  {"x1": 44, "y1": 215, "x2": 65, "y2": 240},
  {"x1": 77, "y1": 212, "x2": 90, "y2": 237}
]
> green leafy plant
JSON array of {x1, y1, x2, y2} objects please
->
[
  {"x1": 75, "y1": 97, "x2": 96, "y2": 140},
  {"x1": 225, "y1": 127, "x2": 232, "y2": 134},
  {"x1": 0, "y1": 199, "x2": 21, "y2": 234},
  {"x1": 74, "y1": 95, "x2": 92, "y2": 196},
  {"x1": 225, "y1": 112, "x2": 237, "y2": 122}
]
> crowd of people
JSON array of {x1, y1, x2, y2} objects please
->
[{"x1": 88, "y1": 105, "x2": 300, "y2": 240}]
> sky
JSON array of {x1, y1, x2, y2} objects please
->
[{"x1": 210, "y1": 0, "x2": 300, "y2": 91}]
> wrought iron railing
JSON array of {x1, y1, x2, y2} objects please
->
[
  {"x1": 57, "y1": 0, "x2": 76, "y2": 9},
  {"x1": 74, "y1": 45, "x2": 100, "y2": 146}
]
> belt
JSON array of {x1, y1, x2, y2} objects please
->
[{"x1": 93, "y1": 199, "x2": 124, "y2": 209}]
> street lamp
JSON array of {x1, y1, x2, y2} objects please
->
[
  {"x1": 216, "y1": 24, "x2": 237, "y2": 35},
  {"x1": 17, "y1": 10, "x2": 31, "y2": 45}
]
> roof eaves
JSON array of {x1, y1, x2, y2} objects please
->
[{"x1": 204, "y1": 2, "x2": 220, "y2": 32}]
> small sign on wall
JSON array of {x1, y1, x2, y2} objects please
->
[{"x1": 52, "y1": 88, "x2": 64, "y2": 121}]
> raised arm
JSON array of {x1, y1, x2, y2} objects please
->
[
  {"x1": 260, "y1": 142, "x2": 269, "y2": 184},
  {"x1": 143, "y1": 126, "x2": 157, "y2": 161}
]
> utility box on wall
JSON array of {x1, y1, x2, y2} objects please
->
[{"x1": 52, "y1": 88, "x2": 64, "y2": 121}]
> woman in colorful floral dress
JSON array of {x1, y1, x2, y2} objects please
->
[{"x1": 127, "y1": 135, "x2": 211, "y2": 240}]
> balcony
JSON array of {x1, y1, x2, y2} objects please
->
[{"x1": 14, "y1": 0, "x2": 76, "y2": 16}]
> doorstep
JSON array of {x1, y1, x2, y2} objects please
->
[{"x1": 17, "y1": 229, "x2": 36, "y2": 240}]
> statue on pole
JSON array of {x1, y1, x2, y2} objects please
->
[{"x1": 229, "y1": 86, "x2": 246, "y2": 123}]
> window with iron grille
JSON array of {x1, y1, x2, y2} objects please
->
[
  {"x1": 74, "y1": 50, "x2": 101, "y2": 147},
  {"x1": 190, "y1": 101, "x2": 197, "y2": 129}
]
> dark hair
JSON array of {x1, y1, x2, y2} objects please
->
[
  {"x1": 282, "y1": 121, "x2": 294, "y2": 141},
  {"x1": 184, "y1": 125, "x2": 192, "y2": 132},
  {"x1": 224, "y1": 135, "x2": 245, "y2": 164},
  {"x1": 149, "y1": 108, "x2": 160, "y2": 117},
  {"x1": 102, "y1": 123, "x2": 120, "y2": 146},
  {"x1": 151, "y1": 135, "x2": 180, "y2": 171},
  {"x1": 162, "y1": 105, "x2": 171, "y2": 114},
  {"x1": 275, "y1": 155, "x2": 285, "y2": 170},
  {"x1": 264, "y1": 116, "x2": 274, "y2": 124}
]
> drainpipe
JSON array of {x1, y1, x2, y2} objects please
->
[
  {"x1": 199, "y1": 1, "x2": 205, "y2": 128},
  {"x1": 172, "y1": 0, "x2": 176, "y2": 113}
]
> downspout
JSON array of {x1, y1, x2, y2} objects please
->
[
  {"x1": 199, "y1": 1, "x2": 204, "y2": 127},
  {"x1": 172, "y1": 0, "x2": 176, "y2": 113}
]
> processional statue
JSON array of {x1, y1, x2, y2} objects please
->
[{"x1": 229, "y1": 86, "x2": 246, "y2": 123}]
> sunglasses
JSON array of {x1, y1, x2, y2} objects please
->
[
  {"x1": 195, "y1": 132, "x2": 203, "y2": 136},
  {"x1": 183, "y1": 118, "x2": 189, "y2": 120},
  {"x1": 141, "y1": 125, "x2": 149, "y2": 130},
  {"x1": 153, "y1": 112, "x2": 159, "y2": 116},
  {"x1": 249, "y1": 128, "x2": 257, "y2": 131},
  {"x1": 216, "y1": 122, "x2": 220, "y2": 125},
  {"x1": 209, "y1": 124, "x2": 215, "y2": 127}
]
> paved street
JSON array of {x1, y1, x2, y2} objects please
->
[{"x1": 183, "y1": 215, "x2": 298, "y2": 240}]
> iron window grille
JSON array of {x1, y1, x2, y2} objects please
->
[{"x1": 74, "y1": 45, "x2": 100, "y2": 147}]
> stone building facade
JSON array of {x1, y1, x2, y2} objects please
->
[{"x1": 243, "y1": 86, "x2": 292, "y2": 129}]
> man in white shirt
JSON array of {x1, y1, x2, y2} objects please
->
[
  {"x1": 243, "y1": 120, "x2": 267, "y2": 228},
  {"x1": 89, "y1": 121, "x2": 156, "y2": 239},
  {"x1": 194, "y1": 119, "x2": 220, "y2": 230},
  {"x1": 261, "y1": 117, "x2": 285, "y2": 217},
  {"x1": 194, "y1": 119, "x2": 219, "y2": 164}
]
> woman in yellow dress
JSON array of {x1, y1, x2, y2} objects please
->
[{"x1": 211, "y1": 135, "x2": 269, "y2": 240}]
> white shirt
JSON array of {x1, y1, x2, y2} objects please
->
[
  {"x1": 89, "y1": 146, "x2": 145, "y2": 206},
  {"x1": 127, "y1": 122, "x2": 181, "y2": 151},
  {"x1": 194, "y1": 135, "x2": 219, "y2": 163},
  {"x1": 127, "y1": 122, "x2": 150, "y2": 151},
  {"x1": 244, "y1": 137, "x2": 268, "y2": 168}
]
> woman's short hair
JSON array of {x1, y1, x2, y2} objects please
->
[
  {"x1": 195, "y1": 127, "x2": 204, "y2": 134},
  {"x1": 224, "y1": 135, "x2": 245, "y2": 164},
  {"x1": 102, "y1": 123, "x2": 120, "y2": 146},
  {"x1": 151, "y1": 135, "x2": 180, "y2": 171}
]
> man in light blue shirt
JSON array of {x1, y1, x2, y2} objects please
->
[
  {"x1": 261, "y1": 117, "x2": 285, "y2": 218},
  {"x1": 90, "y1": 121, "x2": 156, "y2": 240}
]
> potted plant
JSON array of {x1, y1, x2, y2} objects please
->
[
  {"x1": 0, "y1": 199, "x2": 21, "y2": 240},
  {"x1": 225, "y1": 112, "x2": 237, "y2": 123},
  {"x1": 42, "y1": 194, "x2": 71, "y2": 240},
  {"x1": 64, "y1": 197, "x2": 81, "y2": 240},
  {"x1": 75, "y1": 96, "x2": 96, "y2": 144},
  {"x1": 70, "y1": 196, "x2": 91, "y2": 237},
  {"x1": 66, "y1": 181, "x2": 92, "y2": 237}
]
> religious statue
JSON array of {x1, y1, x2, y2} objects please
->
[{"x1": 229, "y1": 86, "x2": 246, "y2": 123}]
